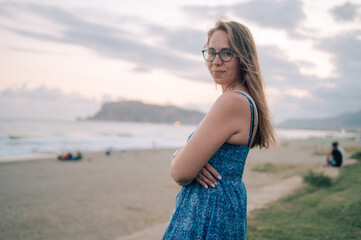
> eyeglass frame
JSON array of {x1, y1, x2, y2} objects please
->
[{"x1": 202, "y1": 49, "x2": 236, "y2": 62}]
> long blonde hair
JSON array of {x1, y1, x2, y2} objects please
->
[{"x1": 206, "y1": 19, "x2": 276, "y2": 149}]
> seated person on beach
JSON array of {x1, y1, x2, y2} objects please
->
[
  {"x1": 326, "y1": 142, "x2": 344, "y2": 167},
  {"x1": 57, "y1": 152, "x2": 82, "y2": 161}
]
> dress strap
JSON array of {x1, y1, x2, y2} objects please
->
[{"x1": 233, "y1": 90, "x2": 255, "y2": 147}]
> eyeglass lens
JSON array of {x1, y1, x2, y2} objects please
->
[{"x1": 203, "y1": 49, "x2": 234, "y2": 62}]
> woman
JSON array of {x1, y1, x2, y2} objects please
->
[{"x1": 162, "y1": 19, "x2": 275, "y2": 239}]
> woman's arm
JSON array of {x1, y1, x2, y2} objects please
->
[{"x1": 170, "y1": 92, "x2": 251, "y2": 186}]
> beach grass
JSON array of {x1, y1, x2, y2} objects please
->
[
  {"x1": 350, "y1": 151, "x2": 361, "y2": 161},
  {"x1": 303, "y1": 170, "x2": 332, "y2": 187},
  {"x1": 252, "y1": 163, "x2": 309, "y2": 178},
  {"x1": 247, "y1": 151, "x2": 361, "y2": 240},
  {"x1": 343, "y1": 145, "x2": 361, "y2": 153}
]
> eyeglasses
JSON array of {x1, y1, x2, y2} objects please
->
[{"x1": 202, "y1": 49, "x2": 236, "y2": 62}]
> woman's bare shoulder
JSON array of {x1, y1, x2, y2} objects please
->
[{"x1": 212, "y1": 91, "x2": 251, "y2": 114}]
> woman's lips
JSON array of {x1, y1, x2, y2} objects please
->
[{"x1": 213, "y1": 70, "x2": 225, "y2": 76}]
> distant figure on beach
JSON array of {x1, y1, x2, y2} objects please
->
[
  {"x1": 106, "y1": 147, "x2": 112, "y2": 156},
  {"x1": 162, "y1": 18, "x2": 276, "y2": 239},
  {"x1": 57, "y1": 152, "x2": 82, "y2": 161},
  {"x1": 326, "y1": 141, "x2": 344, "y2": 167}
]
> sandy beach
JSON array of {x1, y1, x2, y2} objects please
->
[{"x1": 0, "y1": 139, "x2": 357, "y2": 240}]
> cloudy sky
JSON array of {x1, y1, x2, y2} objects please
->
[{"x1": 0, "y1": 0, "x2": 360, "y2": 123}]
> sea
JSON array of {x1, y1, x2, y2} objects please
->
[{"x1": 0, "y1": 118, "x2": 357, "y2": 161}]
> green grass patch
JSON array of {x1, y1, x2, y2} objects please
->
[
  {"x1": 350, "y1": 151, "x2": 361, "y2": 161},
  {"x1": 303, "y1": 170, "x2": 332, "y2": 187},
  {"x1": 252, "y1": 163, "x2": 309, "y2": 177},
  {"x1": 344, "y1": 146, "x2": 361, "y2": 153},
  {"x1": 247, "y1": 155, "x2": 361, "y2": 240}
]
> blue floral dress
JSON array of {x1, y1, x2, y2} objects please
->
[{"x1": 162, "y1": 91, "x2": 255, "y2": 240}]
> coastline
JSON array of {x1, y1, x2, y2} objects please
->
[
  {"x1": 1, "y1": 117, "x2": 357, "y2": 163},
  {"x1": 0, "y1": 139, "x2": 358, "y2": 240}
]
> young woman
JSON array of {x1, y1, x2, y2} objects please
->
[{"x1": 162, "y1": 19, "x2": 276, "y2": 239}]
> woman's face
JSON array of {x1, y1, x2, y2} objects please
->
[{"x1": 206, "y1": 30, "x2": 241, "y2": 86}]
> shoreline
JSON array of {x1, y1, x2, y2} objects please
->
[
  {"x1": 1, "y1": 119, "x2": 358, "y2": 164},
  {"x1": 1, "y1": 135, "x2": 358, "y2": 164},
  {"x1": 0, "y1": 147, "x2": 177, "y2": 163}
]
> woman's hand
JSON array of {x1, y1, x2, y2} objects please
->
[{"x1": 195, "y1": 163, "x2": 222, "y2": 189}]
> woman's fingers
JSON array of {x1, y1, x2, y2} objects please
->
[
  {"x1": 200, "y1": 168, "x2": 217, "y2": 186},
  {"x1": 205, "y1": 163, "x2": 222, "y2": 180},
  {"x1": 195, "y1": 176, "x2": 209, "y2": 189},
  {"x1": 195, "y1": 163, "x2": 222, "y2": 189}
]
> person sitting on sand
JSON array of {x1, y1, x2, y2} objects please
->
[
  {"x1": 326, "y1": 141, "x2": 344, "y2": 167},
  {"x1": 57, "y1": 152, "x2": 82, "y2": 161}
]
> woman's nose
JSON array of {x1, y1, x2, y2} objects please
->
[{"x1": 213, "y1": 54, "x2": 222, "y2": 65}]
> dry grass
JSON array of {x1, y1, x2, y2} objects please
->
[{"x1": 252, "y1": 163, "x2": 310, "y2": 178}]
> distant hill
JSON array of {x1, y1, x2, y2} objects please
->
[
  {"x1": 87, "y1": 100, "x2": 205, "y2": 124},
  {"x1": 279, "y1": 110, "x2": 361, "y2": 130}
]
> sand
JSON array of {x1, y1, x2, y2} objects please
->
[{"x1": 0, "y1": 139, "x2": 357, "y2": 240}]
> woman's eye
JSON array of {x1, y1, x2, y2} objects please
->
[{"x1": 222, "y1": 51, "x2": 232, "y2": 56}]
